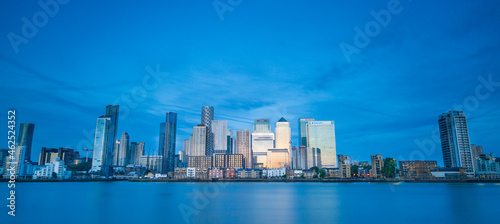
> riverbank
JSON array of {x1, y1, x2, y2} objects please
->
[{"x1": 2, "y1": 178, "x2": 499, "y2": 183}]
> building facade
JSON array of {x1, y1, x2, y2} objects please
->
[
  {"x1": 399, "y1": 160, "x2": 438, "y2": 179},
  {"x1": 18, "y1": 123, "x2": 35, "y2": 162},
  {"x1": 201, "y1": 106, "x2": 214, "y2": 157},
  {"x1": 213, "y1": 154, "x2": 244, "y2": 169},
  {"x1": 306, "y1": 120, "x2": 337, "y2": 169},
  {"x1": 212, "y1": 120, "x2": 228, "y2": 154},
  {"x1": 188, "y1": 156, "x2": 213, "y2": 168},
  {"x1": 236, "y1": 130, "x2": 252, "y2": 169},
  {"x1": 438, "y1": 111, "x2": 474, "y2": 172}
]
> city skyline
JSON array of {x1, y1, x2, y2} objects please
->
[{"x1": 1, "y1": 1, "x2": 499, "y2": 166}]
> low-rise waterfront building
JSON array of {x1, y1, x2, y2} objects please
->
[
  {"x1": 209, "y1": 168, "x2": 224, "y2": 179},
  {"x1": 262, "y1": 167, "x2": 286, "y2": 178},
  {"x1": 225, "y1": 168, "x2": 236, "y2": 178},
  {"x1": 236, "y1": 169, "x2": 262, "y2": 179},
  {"x1": 399, "y1": 160, "x2": 438, "y2": 179},
  {"x1": 33, "y1": 157, "x2": 71, "y2": 179},
  {"x1": 431, "y1": 167, "x2": 467, "y2": 179},
  {"x1": 188, "y1": 156, "x2": 212, "y2": 168}
]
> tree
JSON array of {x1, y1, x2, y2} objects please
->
[
  {"x1": 67, "y1": 161, "x2": 92, "y2": 173},
  {"x1": 52, "y1": 172, "x2": 58, "y2": 179},
  {"x1": 310, "y1": 166, "x2": 320, "y2": 174},
  {"x1": 351, "y1": 165, "x2": 359, "y2": 177},
  {"x1": 319, "y1": 169, "x2": 326, "y2": 178},
  {"x1": 381, "y1": 158, "x2": 397, "y2": 178}
]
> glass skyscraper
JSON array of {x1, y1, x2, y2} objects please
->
[
  {"x1": 192, "y1": 125, "x2": 207, "y2": 156},
  {"x1": 105, "y1": 105, "x2": 119, "y2": 171},
  {"x1": 275, "y1": 117, "x2": 291, "y2": 154},
  {"x1": 18, "y1": 123, "x2": 35, "y2": 162},
  {"x1": 299, "y1": 118, "x2": 315, "y2": 147},
  {"x1": 438, "y1": 111, "x2": 474, "y2": 172},
  {"x1": 158, "y1": 122, "x2": 166, "y2": 158},
  {"x1": 306, "y1": 120, "x2": 337, "y2": 169},
  {"x1": 161, "y1": 112, "x2": 177, "y2": 173},
  {"x1": 201, "y1": 106, "x2": 214, "y2": 156},
  {"x1": 254, "y1": 119, "x2": 271, "y2": 133},
  {"x1": 91, "y1": 116, "x2": 112, "y2": 174}
]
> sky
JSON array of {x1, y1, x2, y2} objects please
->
[{"x1": 0, "y1": 0, "x2": 499, "y2": 165}]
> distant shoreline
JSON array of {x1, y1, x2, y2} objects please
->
[{"x1": 2, "y1": 178, "x2": 499, "y2": 183}]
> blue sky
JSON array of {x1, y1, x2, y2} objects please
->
[{"x1": 0, "y1": 0, "x2": 499, "y2": 165}]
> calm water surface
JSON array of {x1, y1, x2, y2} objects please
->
[{"x1": 2, "y1": 182, "x2": 500, "y2": 224}]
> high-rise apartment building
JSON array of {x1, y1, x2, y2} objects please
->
[
  {"x1": 212, "y1": 120, "x2": 227, "y2": 154},
  {"x1": 117, "y1": 132, "x2": 129, "y2": 166},
  {"x1": 227, "y1": 129, "x2": 235, "y2": 154},
  {"x1": 192, "y1": 125, "x2": 207, "y2": 156},
  {"x1": 438, "y1": 111, "x2": 474, "y2": 172},
  {"x1": 201, "y1": 106, "x2": 214, "y2": 156},
  {"x1": 91, "y1": 116, "x2": 114, "y2": 176},
  {"x1": 236, "y1": 130, "x2": 252, "y2": 169},
  {"x1": 105, "y1": 105, "x2": 119, "y2": 172},
  {"x1": 471, "y1": 144, "x2": 484, "y2": 172},
  {"x1": 160, "y1": 112, "x2": 177, "y2": 173},
  {"x1": 306, "y1": 120, "x2": 337, "y2": 169},
  {"x1": 158, "y1": 122, "x2": 166, "y2": 158}
]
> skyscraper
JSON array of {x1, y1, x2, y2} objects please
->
[
  {"x1": 105, "y1": 105, "x2": 119, "y2": 171},
  {"x1": 135, "y1": 142, "x2": 145, "y2": 165},
  {"x1": 158, "y1": 122, "x2": 166, "y2": 158},
  {"x1": 114, "y1": 140, "x2": 120, "y2": 166},
  {"x1": 254, "y1": 119, "x2": 271, "y2": 133},
  {"x1": 91, "y1": 116, "x2": 112, "y2": 175},
  {"x1": 438, "y1": 111, "x2": 474, "y2": 172},
  {"x1": 192, "y1": 125, "x2": 207, "y2": 156},
  {"x1": 227, "y1": 129, "x2": 234, "y2": 154},
  {"x1": 471, "y1": 144, "x2": 483, "y2": 172},
  {"x1": 201, "y1": 106, "x2": 214, "y2": 156},
  {"x1": 17, "y1": 123, "x2": 35, "y2": 162},
  {"x1": 129, "y1": 142, "x2": 137, "y2": 165},
  {"x1": 183, "y1": 139, "x2": 192, "y2": 157},
  {"x1": 212, "y1": 120, "x2": 228, "y2": 154},
  {"x1": 306, "y1": 120, "x2": 337, "y2": 169},
  {"x1": 118, "y1": 132, "x2": 129, "y2": 166},
  {"x1": 236, "y1": 130, "x2": 252, "y2": 169},
  {"x1": 161, "y1": 112, "x2": 177, "y2": 173},
  {"x1": 298, "y1": 118, "x2": 314, "y2": 147},
  {"x1": 275, "y1": 117, "x2": 291, "y2": 156}
]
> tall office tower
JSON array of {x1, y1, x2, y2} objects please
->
[
  {"x1": 292, "y1": 146, "x2": 298, "y2": 169},
  {"x1": 236, "y1": 130, "x2": 252, "y2": 169},
  {"x1": 158, "y1": 122, "x2": 166, "y2": 158},
  {"x1": 471, "y1": 144, "x2": 484, "y2": 172},
  {"x1": 160, "y1": 112, "x2": 177, "y2": 174},
  {"x1": 306, "y1": 120, "x2": 337, "y2": 169},
  {"x1": 212, "y1": 120, "x2": 228, "y2": 154},
  {"x1": 275, "y1": 117, "x2": 291, "y2": 157},
  {"x1": 17, "y1": 123, "x2": 35, "y2": 162},
  {"x1": 254, "y1": 119, "x2": 271, "y2": 133},
  {"x1": 298, "y1": 118, "x2": 315, "y2": 147},
  {"x1": 201, "y1": 106, "x2": 214, "y2": 156},
  {"x1": 183, "y1": 139, "x2": 191, "y2": 157},
  {"x1": 252, "y1": 133, "x2": 275, "y2": 168},
  {"x1": 91, "y1": 116, "x2": 113, "y2": 175},
  {"x1": 227, "y1": 129, "x2": 234, "y2": 154},
  {"x1": 438, "y1": 111, "x2": 474, "y2": 172},
  {"x1": 192, "y1": 125, "x2": 207, "y2": 156},
  {"x1": 114, "y1": 140, "x2": 120, "y2": 166},
  {"x1": 306, "y1": 147, "x2": 322, "y2": 169},
  {"x1": 370, "y1": 154, "x2": 384, "y2": 178},
  {"x1": 117, "y1": 132, "x2": 129, "y2": 166},
  {"x1": 129, "y1": 142, "x2": 137, "y2": 165},
  {"x1": 135, "y1": 142, "x2": 145, "y2": 165},
  {"x1": 105, "y1": 105, "x2": 119, "y2": 170}
]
